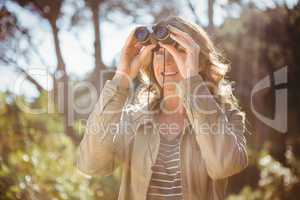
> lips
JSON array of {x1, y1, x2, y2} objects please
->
[{"x1": 160, "y1": 71, "x2": 178, "y2": 76}]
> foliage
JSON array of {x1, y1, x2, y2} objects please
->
[
  {"x1": 0, "y1": 92, "x2": 121, "y2": 200},
  {"x1": 215, "y1": 2, "x2": 300, "y2": 199}
]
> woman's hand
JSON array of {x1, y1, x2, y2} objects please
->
[
  {"x1": 158, "y1": 25, "x2": 201, "y2": 79},
  {"x1": 114, "y1": 29, "x2": 157, "y2": 88}
]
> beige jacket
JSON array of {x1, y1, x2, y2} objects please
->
[{"x1": 76, "y1": 75, "x2": 248, "y2": 200}]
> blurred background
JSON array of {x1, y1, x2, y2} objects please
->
[{"x1": 0, "y1": 0, "x2": 299, "y2": 199}]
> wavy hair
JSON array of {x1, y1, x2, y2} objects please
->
[{"x1": 135, "y1": 16, "x2": 241, "y2": 111}]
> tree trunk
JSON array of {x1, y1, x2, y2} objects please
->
[
  {"x1": 208, "y1": 0, "x2": 215, "y2": 33},
  {"x1": 50, "y1": 20, "x2": 80, "y2": 145},
  {"x1": 91, "y1": 4, "x2": 106, "y2": 94}
]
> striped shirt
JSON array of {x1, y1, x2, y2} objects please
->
[{"x1": 147, "y1": 133, "x2": 183, "y2": 200}]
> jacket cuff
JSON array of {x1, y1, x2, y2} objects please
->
[{"x1": 106, "y1": 76, "x2": 131, "y2": 98}]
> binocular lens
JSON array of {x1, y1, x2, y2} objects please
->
[
  {"x1": 134, "y1": 27, "x2": 150, "y2": 43},
  {"x1": 134, "y1": 24, "x2": 173, "y2": 46},
  {"x1": 153, "y1": 26, "x2": 169, "y2": 40}
]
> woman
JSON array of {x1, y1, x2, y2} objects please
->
[{"x1": 76, "y1": 16, "x2": 248, "y2": 200}]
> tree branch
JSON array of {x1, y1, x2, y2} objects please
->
[
  {"x1": 0, "y1": 57, "x2": 45, "y2": 93},
  {"x1": 186, "y1": 0, "x2": 202, "y2": 25}
]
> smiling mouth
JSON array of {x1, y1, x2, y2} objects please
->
[{"x1": 160, "y1": 71, "x2": 178, "y2": 76}]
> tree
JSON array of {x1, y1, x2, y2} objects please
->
[
  {"x1": 215, "y1": 1, "x2": 300, "y2": 197},
  {"x1": 85, "y1": 0, "x2": 106, "y2": 94},
  {"x1": 0, "y1": 5, "x2": 46, "y2": 93},
  {"x1": 10, "y1": 0, "x2": 80, "y2": 144}
]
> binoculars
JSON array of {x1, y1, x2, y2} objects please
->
[{"x1": 134, "y1": 23, "x2": 177, "y2": 48}]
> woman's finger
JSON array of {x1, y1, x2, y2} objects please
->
[
  {"x1": 129, "y1": 44, "x2": 156, "y2": 77},
  {"x1": 170, "y1": 34, "x2": 190, "y2": 51},
  {"x1": 123, "y1": 36, "x2": 145, "y2": 59},
  {"x1": 159, "y1": 42, "x2": 183, "y2": 67},
  {"x1": 134, "y1": 43, "x2": 143, "y2": 53},
  {"x1": 139, "y1": 44, "x2": 156, "y2": 62},
  {"x1": 124, "y1": 29, "x2": 138, "y2": 48},
  {"x1": 158, "y1": 42, "x2": 179, "y2": 59},
  {"x1": 167, "y1": 25, "x2": 194, "y2": 43},
  {"x1": 167, "y1": 25, "x2": 192, "y2": 39},
  {"x1": 171, "y1": 34, "x2": 200, "y2": 56}
]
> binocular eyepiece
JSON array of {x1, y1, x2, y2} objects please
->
[{"x1": 134, "y1": 23, "x2": 176, "y2": 47}]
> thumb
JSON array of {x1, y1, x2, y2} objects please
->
[
  {"x1": 139, "y1": 44, "x2": 156, "y2": 63},
  {"x1": 129, "y1": 44, "x2": 156, "y2": 77}
]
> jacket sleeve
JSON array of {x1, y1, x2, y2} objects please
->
[
  {"x1": 76, "y1": 76, "x2": 130, "y2": 176},
  {"x1": 177, "y1": 75, "x2": 248, "y2": 180}
]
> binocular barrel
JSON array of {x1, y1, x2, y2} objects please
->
[{"x1": 134, "y1": 24, "x2": 175, "y2": 46}]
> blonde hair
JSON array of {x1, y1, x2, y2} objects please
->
[{"x1": 136, "y1": 16, "x2": 240, "y2": 110}]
